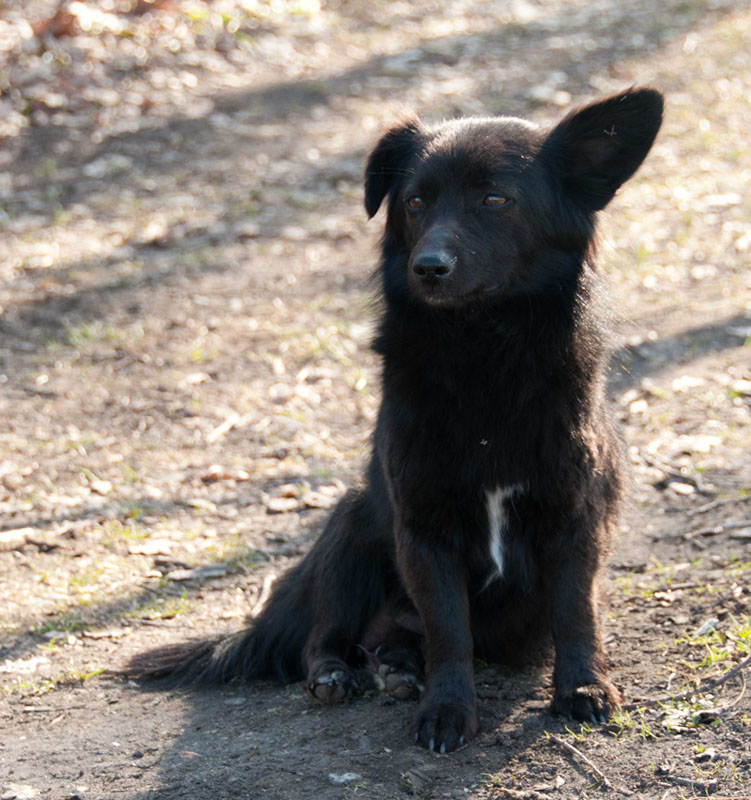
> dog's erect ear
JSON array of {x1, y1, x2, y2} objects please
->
[
  {"x1": 544, "y1": 88, "x2": 663, "y2": 212},
  {"x1": 364, "y1": 118, "x2": 424, "y2": 218}
]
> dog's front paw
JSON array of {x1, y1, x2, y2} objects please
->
[
  {"x1": 551, "y1": 681, "x2": 622, "y2": 724},
  {"x1": 412, "y1": 701, "x2": 479, "y2": 753}
]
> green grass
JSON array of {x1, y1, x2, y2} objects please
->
[
  {"x1": 33, "y1": 611, "x2": 89, "y2": 635},
  {"x1": 69, "y1": 566, "x2": 105, "y2": 591},
  {"x1": 127, "y1": 590, "x2": 190, "y2": 621},
  {"x1": 5, "y1": 667, "x2": 106, "y2": 698},
  {"x1": 608, "y1": 707, "x2": 658, "y2": 741},
  {"x1": 677, "y1": 615, "x2": 751, "y2": 671},
  {"x1": 103, "y1": 519, "x2": 146, "y2": 547}
]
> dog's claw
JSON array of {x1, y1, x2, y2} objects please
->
[
  {"x1": 413, "y1": 701, "x2": 478, "y2": 753},
  {"x1": 552, "y1": 681, "x2": 621, "y2": 725}
]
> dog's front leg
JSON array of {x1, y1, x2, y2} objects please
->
[
  {"x1": 396, "y1": 530, "x2": 479, "y2": 752},
  {"x1": 548, "y1": 534, "x2": 622, "y2": 723}
]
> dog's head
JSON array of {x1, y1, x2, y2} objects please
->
[{"x1": 365, "y1": 88, "x2": 663, "y2": 308}]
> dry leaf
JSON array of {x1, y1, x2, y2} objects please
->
[{"x1": 266, "y1": 497, "x2": 299, "y2": 514}]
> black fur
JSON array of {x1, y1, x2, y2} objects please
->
[{"x1": 128, "y1": 88, "x2": 663, "y2": 753}]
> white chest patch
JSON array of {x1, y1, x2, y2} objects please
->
[{"x1": 484, "y1": 485, "x2": 520, "y2": 585}]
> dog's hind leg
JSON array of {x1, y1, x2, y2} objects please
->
[
  {"x1": 372, "y1": 626, "x2": 424, "y2": 700},
  {"x1": 302, "y1": 489, "x2": 396, "y2": 704}
]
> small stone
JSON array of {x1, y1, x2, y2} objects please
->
[
  {"x1": 235, "y1": 220, "x2": 261, "y2": 239},
  {"x1": 2, "y1": 785, "x2": 38, "y2": 800},
  {"x1": 185, "y1": 372, "x2": 211, "y2": 385},
  {"x1": 695, "y1": 747, "x2": 717, "y2": 763},
  {"x1": 403, "y1": 769, "x2": 431, "y2": 791},
  {"x1": 728, "y1": 326, "x2": 751, "y2": 339},
  {"x1": 694, "y1": 617, "x2": 719, "y2": 637},
  {"x1": 730, "y1": 379, "x2": 751, "y2": 395},
  {"x1": 668, "y1": 481, "x2": 695, "y2": 496},
  {"x1": 671, "y1": 375, "x2": 705, "y2": 393},
  {"x1": 82, "y1": 154, "x2": 132, "y2": 179},
  {"x1": 328, "y1": 773, "x2": 362, "y2": 785},
  {"x1": 628, "y1": 398, "x2": 649, "y2": 415},
  {"x1": 90, "y1": 479, "x2": 112, "y2": 495}
]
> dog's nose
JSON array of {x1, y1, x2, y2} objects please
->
[{"x1": 412, "y1": 250, "x2": 455, "y2": 279}]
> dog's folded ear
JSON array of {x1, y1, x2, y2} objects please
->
[
  {"x1": 543, "y1": 88, "x2": 663, "y2": 212},
  {"x1": 364, "y1": 118, "x2": 424, "y2": 218}
]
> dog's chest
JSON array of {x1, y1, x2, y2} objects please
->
[{"x1": 484, "y1": 485, "x2": 521, "y2": 584}]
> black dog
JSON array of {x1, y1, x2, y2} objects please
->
[{"x1": 130, "y1": 88, "x2": 663, "y2": 753}]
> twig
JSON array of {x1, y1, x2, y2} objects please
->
[
  {"x1": 687, "y1": 494, "x2": 751, "y2": 517},
  {"x1": 661, "y1": 796, "x2": 751, "y2": 800},
  {"x1": 641, "y1": 451, "x2": 715, "y2": 495},
  {"x1": 718, "y1": 668, "x2": 746, "y2": 712},
  {"x1": 624, "y1": 652, "x2": 751, "y2": 710},
  {"x1": 205, "y1": 411, "x2": 254, "y2": 444},
  {"x1": 548, "y1": 733, "x2": 631, "y2": 795},
  {"x1": 660, "y1": 519, "x2": 751, "y2": 542},
  {"x1": 659, "y1": 776, "x2": 718, "y2": 793},
  {"x1": 682, "y1": 520, "x2": 751, "y2": 540},
  {"x1": 206, "y1": 412, "x2": 240, "y2": 444},
  {"x1": 490, "y1": 789, "x2": 548, "y2": 800},
  {"x1": 250, "y1": 573, "x2": 277, "y2": 617}
]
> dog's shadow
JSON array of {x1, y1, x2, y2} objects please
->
[{"x1": 122, "y1": 661, "x2": 569, "y2": 799}]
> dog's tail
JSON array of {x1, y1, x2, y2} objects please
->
[{"x1": 124, "y1": 564, "x2": 310, "y2": 685}]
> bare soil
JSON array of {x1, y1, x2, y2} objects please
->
[{"x1": 1, "y1": 2, "x2": 750, "y2": 798}]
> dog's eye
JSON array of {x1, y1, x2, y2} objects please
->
[
  {"x1": 406, "y1": 195, "x2": 424, "y2": 210},
  {"x1": 483, "y1": 194, "x2": 510, "y2": 207}
]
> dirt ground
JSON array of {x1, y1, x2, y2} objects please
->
[{"x1": 1, "y1": 1, "x2": 751, "y2": 798}]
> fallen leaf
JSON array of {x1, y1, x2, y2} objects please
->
[
  {"x1": 33, "y1": 9, "x2": 77, "y2": 38},
  {"x1": 0, "y1": 527, "x2": 35, "y2": 550},
  {"x1": 266, "y1": 497, "x2": 299, "y2": 514},
  {"x1": 128, "y1": 539, "x2": 175, "y2": 556},
  {"x1": 302, "y1": 491, "x2": 336, "y2": 509},
  {"x1": 90, "y1": 479, "x2": 113, "y2": 495}
]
